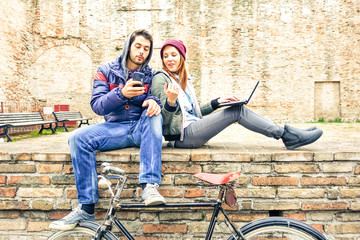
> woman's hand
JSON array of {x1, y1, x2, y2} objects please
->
[
  {"x1": 164, "y1": 82, "x2": 179, "y2": 106},
  {"x1": 217, "y1": 96, "x2": 240, "y2": 104}
]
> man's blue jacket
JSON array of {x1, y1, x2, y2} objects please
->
[{"x1": 90, "y1": 32, "x2": 160, "y2": 122}]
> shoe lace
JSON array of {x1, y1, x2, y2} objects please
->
[
  {"x1": 62, "y1": 207, "x2": 82, "y2": 221},
  {"x1": 145, "y1": 184, "x2": 161, "y2": 197}
]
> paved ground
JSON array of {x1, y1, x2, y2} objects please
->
[{"x1": 1, "y1": 122, "x2": 359, "y2": 154}]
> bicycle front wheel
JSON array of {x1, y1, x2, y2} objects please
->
[
  {"x1": 48, "y1": 221, "x2": 118, "y2": 240},
  {"x1": 228, "y1": 217, "x2": 327, "y2": 240}
]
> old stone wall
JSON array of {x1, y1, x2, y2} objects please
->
[
  {"x1": 0, "y1": 150, "x2": 359, "y2": 239},
  {"x1": 1, "y1": 0, "x2": 359, "y2": 122}
]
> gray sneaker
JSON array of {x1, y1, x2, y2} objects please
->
[
  {"x1": 141, "y1": 183, "x2": 166, "y2": 206},
  {"x1": 49, "y1": 205, "x2": 95, "y2": 231}
]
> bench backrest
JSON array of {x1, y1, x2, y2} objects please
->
[
  {"x1": 53, "y1": 111, "x2": 82, "y2": 121},
  {"x1": 0, "y1": 112, "x2": 45, "y2": 125}
]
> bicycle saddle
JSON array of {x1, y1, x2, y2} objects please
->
[{"x1": 193, "y1": 172, "x2": 241, "y2": 185}]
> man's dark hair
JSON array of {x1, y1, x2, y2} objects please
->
[{"x1": 129, "y1": 29, "x2": 153, "y2": 49}]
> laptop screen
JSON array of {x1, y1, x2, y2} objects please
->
[{"x1": 246, "y1": 81, "x2": 260, "y2": 103}]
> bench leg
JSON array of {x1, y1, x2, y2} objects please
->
[
  {"x1": 39, "y1": 124, "x2": 56, "y2": 134},
  {"x1": 55, "y1": 121, "x2": 68, "y2": 132},
  {"x1": 2, "y1": 127, "x2": 13, "y2": 142},
  {"x1": 39, "y1": 125, "x2": 44, "y2": 134},
  {"x1": 78, "y1": 120, "x2": 89, "y2": 128},
  {"x1": 6, "y1": 132, "x2": 12, "y2": 142},
  {"x1": 50, "y1": 124, "x2": 56, "y2": 134}
]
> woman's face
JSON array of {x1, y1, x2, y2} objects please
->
[{"x1": 162, "y1": 45, "x2": 181, "y2": 72}]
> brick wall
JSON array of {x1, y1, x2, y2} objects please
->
[
  {"x1": 0, "y1": 151, "x2": 359, "y2": 239},
  {"x1": 1, "y1": 0, "x2": 360, "y2": 123}
]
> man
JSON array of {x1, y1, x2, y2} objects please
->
[{"x1": 49, "y1": 29, "x2": 165, "y2": 231}]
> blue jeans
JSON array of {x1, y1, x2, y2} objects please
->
[{"x1": 68, "y1": 110, "x2": 163, "y2": 204}]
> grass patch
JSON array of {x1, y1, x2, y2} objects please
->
[
  {"x1": 328, "y1": 118, "x2": 343, "y2": 123},
  {"x1": 307, "y1": 118, "x2": 325, "y2": 123},
  {"x1": 309, "y1": 117, "x2": 346, "y2": 123},
  {"x1": 317, "y1": 118, "x2": 325, "y2": 123},
  {"x1": 5, "y1": 127, "x2": 73, "y2": 142}
]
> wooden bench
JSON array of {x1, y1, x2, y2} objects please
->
[
  {"x1": 0, "y1": 112, "x2": 57, "y2": 142},
  {"x1": 52, "y1": 111, "x2": 91, "y2": 132}
]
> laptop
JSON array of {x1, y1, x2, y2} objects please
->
[{"x1": 218, "y1": 81, "x2": 260, "y2": 107}]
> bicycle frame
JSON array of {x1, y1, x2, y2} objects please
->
[
  {"x1": 50, "y1": 164, "x2": 327, "y2": 240},
  {"x1": 100, "y1": 201, "x2": 243, "y2": 240},
  {"x1": 95, "y1": 165, "x2": 245, "y2": 240}
]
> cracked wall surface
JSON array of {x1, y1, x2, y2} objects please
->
[{"x1": 1, "y1": 0, "x2": 359, "y2": 122}]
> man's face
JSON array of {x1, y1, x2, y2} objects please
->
[{"x1": 128, "y1": 35, "x2": 151, "y2": 66}]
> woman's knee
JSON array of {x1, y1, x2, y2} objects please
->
[{"x1": 225, "y1": 105, "x2": 246, "y2": 123}]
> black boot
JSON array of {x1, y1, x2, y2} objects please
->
[
  {"x1": 281, "y1": 124, "x2": 323, "y2": 150},
  {"x1": 285, "y1": 125, "x2": 317, "y2": 132}
]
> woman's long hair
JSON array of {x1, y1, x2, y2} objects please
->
[{"x1": 162, "y1": 54, "x2": 188, "y2": 91}]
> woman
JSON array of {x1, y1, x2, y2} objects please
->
[{"x1": 151, "y1": 39, "x2": 322, "y2": 150}]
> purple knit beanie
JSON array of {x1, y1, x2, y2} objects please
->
[{"x1": 160, "y1": 39, "x2": 187, "y2": 60}]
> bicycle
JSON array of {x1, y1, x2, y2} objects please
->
[{"x1": 48, "y1": 162, "x2": 328, "y2": 240}]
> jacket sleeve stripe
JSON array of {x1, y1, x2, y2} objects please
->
[
  {"x1": 94, "y1": 72, "x2": 107, "y2": 82},
  {"x1": 144, "y1": 84, "x2": 150, "y2": 93},
  {"x1": 109, "y1": 83, "x2": 122, "y2": 91}
]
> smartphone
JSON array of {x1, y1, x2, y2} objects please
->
[{"x1": 133, "y1": 72, "x2": 144, "y2": 87}]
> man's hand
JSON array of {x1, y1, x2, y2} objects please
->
[
  {"x1": 121, "y1": 79, "x2": 145, "y2": 98},
  {"x1": 164, "y1": 82, "x2": 179, "y2": 106},
  {"x1": 142, "y1": 99, "x2": 161, "y2": 117}
]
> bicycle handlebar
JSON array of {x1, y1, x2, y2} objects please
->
[{"x1": 100, "y1": 162, "x2": 126, "y2": 175}]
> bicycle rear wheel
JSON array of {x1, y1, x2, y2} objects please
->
[
  {"x1": 48, "y1": 221, "x2": 118, "y2": 240},
  {"x1": 227, "y1": 217, "x2": 326, "y2": 240}
]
